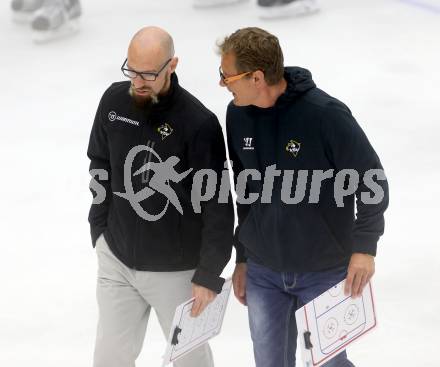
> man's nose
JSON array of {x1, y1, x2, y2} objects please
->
[
  {"x1": 219, "y1": 78, "x2": 226, "y2": 88},
  {"x1": 132, "y1": 75, "x2": 149, "y2": 89}
]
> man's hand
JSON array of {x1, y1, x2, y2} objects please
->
[
  {"x1": 232, "y1": 263, "x2": 247, "y2": 306},
  {"x1": 344, "y1": 253, "x2": 375, "y2": 298},
  {"x1": 190, "y1": 284, "x2": 217, "y2": 317}
]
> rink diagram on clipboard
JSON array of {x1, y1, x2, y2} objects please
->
[
  {"x1": 296, "y1": 280, "x2": 377, "y2": 367},
  {"x1": 174, "y1": 290, "x2": 229, "y2": 354},
  {"x1": 162, "y1": 279, "x2": 232, "y2": 366}
]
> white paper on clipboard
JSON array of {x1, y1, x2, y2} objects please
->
[
  {"x1": 295, "y1": 279, "x2": 377, "y2": 367},
  {"x1": 162, "y1": 278, "x2": 232, "y2": 366}
]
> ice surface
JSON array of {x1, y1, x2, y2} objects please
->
[{"x1": 0, "y1": 0, "x2": 439, "y2": 366}]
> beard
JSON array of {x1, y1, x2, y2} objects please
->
[
  {"x1": 129, "y1": 73, "x2": 170, "y2": 109},
  {"x1": 129, "y1": 85, "x2": 159, "y2": 109}
]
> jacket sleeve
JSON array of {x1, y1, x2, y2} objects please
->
[
  {"x1": 188, "y1": 114, "x2": 235, "y2": 293},
  {"x1": 226, "y1": 106, "x2": 251, "y2": 264},
  {"x1": 322, "y1": 104, "x2": 389, "y2": 256},
  {"x1": 87, "y1": 91, "x2": 112, "y2": 247}
]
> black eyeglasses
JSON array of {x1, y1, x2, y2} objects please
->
[{"x1": 121, "y1": 58, "x2": 172, "y2": 81}]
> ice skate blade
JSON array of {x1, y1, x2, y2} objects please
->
[
  {"x1": 258, "y1": 2, "x2": 320, "y2": 20},
  {"x1": 193, "y1": 0, "x2": 249, "y2": 9},
  {"x1": 32, "y1": 18, "x2": 80, "y2": 44}
]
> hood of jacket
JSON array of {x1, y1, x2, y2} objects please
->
[{"x1": 276, "y1": 66, "x2": 316, "y2": 107}]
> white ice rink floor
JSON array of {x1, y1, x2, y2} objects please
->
[{"x1": 0, "y1": 0, "x2": 439, "y2": 366}]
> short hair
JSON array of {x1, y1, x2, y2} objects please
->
[{"x1": 218, "y1": 27, "x2": 284, "y2": 85}]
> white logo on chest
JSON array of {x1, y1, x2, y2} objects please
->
[{"x1": 243, "y1": 137, "x2": 254, "y2": 150}]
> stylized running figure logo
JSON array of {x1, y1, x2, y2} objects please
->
[{"x1": 115, "y1": 145, "x2": 192, "y2": 221}]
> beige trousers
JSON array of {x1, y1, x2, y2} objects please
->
[{"x1": 93, "y1": 234, "x2": 214, "y2": 367}]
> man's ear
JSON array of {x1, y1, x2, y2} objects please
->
[
  {"x1": 253, "y1": 70, "x2": 266, "y2": 87},
  {"x1": 170, "y1": 57, "x2": 179, "y2": 73}
]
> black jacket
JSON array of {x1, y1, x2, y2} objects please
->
[
  {"x1": 227, "y1": 67, "x2": 389, "y2": 272},
  {"x1": 87, "y1": 74, "x2": 234, "y2": 293}
]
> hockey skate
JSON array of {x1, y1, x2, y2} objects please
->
[
  {"x1": 193, "y1": 0, "x2": 249, "y2": 9},
  {"x1": 31, "y1": 0, "x2": 82, "y2": 43},
  {"x1": 258, "y1": 0, "x2": 319, "y2": 19},
  {"x1": 11, "y1": 0, "x2": 44, "y2": 23}
]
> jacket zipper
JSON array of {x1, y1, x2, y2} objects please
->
[
  {"x1": 133, "y1": 138, "x2": 155, "y2": 269},
  {"x1": 141, "y1": 140, "x2": 155, "y2": 184}
]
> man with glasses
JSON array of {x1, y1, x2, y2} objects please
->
[
  {"x1": 88, "y1": 26, "x2": 234, "y2": 367},
  {"x1": 218, "y1": 27, "x2": 389, "y2": 367}
]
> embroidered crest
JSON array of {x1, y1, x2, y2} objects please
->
[
  {"x1": 157, "y1": 123, "x2": 173, "y2": 140},
  {"x1": 286, "y1": 140, "x2": 301, "y2": 157}
]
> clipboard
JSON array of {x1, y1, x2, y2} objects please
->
[
  {"x1": 162, "y1": 278, "x2": 233, "y2": 366},
  {"x1": 295, "y1": 279, "x2": 377, "y2": 367}
]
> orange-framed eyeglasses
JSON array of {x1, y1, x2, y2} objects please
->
[{"x1": 219, "y1": 66, "x2": 253, "y2": 85}]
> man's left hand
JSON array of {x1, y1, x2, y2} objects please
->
[
  {"x1": 190, "y1": 284, "x2": 217, "y2": 317},
  {"x1": 344, "y1": 253, "x2": 375, "y2": 298}
]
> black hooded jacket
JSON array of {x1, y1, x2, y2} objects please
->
[
  {"x1": 87, "y1": 74, "x2": 234, "y2": 293},
  {"x1": 227, "y1": 67, "x2": 389, "y2": 272}
]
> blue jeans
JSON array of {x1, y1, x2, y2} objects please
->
[{"x1": 246, "y1": 260, "x2": 356, "y2": 367}]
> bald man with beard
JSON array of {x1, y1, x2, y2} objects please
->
[
  {"x1": 87, "y1": 26, "x2": 234, "y2": 367},
  {"x1": 126, "y1": 27, "x2": 175, "y2": 107}
]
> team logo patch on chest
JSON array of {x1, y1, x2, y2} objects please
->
[
  {"x1": 157, "y1": 123, "x2": 173, "y2": 140},
  {"x1": 286, "y1": 140, "x2": 301, "y2": 157},
  {"x1": 243, "y1": 137, "x2": 254, "y2": 150}
]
